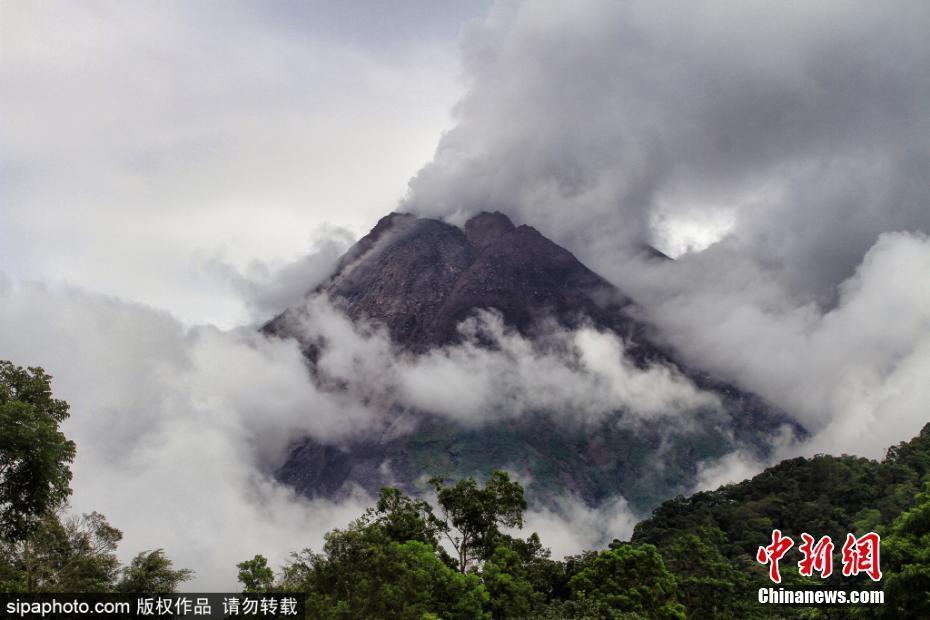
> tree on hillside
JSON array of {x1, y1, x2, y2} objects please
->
[
  {"x1": 568, "y1": 542, "x2": 685, "y2": 619},
  {"x1": 881, "y1": 484, "x2": 930, "y2": 618},
  {"x1": 117, "y1": 549, "x2": 193, "y2": 593},
  {"x1": 368, "y1": 487, "x2": 445, "y2": 548},
  {"x1": 481, "y1": 545, "x2": 542, "y2": 618},
  {"x1": 0, "y1": 362, "x2": 76, "y2": 542},
  {"x1": 279, "y1": 524, "x2": 490, "y2": 619},
  {"x1": 2, "y1": 510, "x2": 122, "y2": 592},
  {"x1": 237, "y1": 554, "x2": 274, "y2": 593},
  {"x1": 429, "y1": 470, "x2": 527, "y2": 573},
  {"x1": 657, "y1": 527, "x2": 760, "y2": 619}
]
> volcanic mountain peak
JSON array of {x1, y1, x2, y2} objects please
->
[
  {"x1": 463, "y1": 210, "x2": 516, "y2": 248},
  {"x1": 274, "y1": 210, "x2": 634, "y2": 351},
  {"x1": 268, "y1": 210, "x2": 798, "y2": 510}
]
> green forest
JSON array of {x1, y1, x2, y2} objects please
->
[{"x1": 2, "y1": 360, "x2": 928, "y2": 618}]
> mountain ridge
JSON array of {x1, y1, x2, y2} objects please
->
[
  {"x1": 265, "y1": 211, "x2": 801, "y2": 512},
  {"x1": 266, "y1": 210, "x2": 639, "y2": 353}
]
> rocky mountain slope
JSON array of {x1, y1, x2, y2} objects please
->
[{"x1": 265, "y1": 211, "x2": 800, "y2": 512}]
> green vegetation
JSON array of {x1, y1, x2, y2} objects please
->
[
  {"x1": 881, "y1": 486, "x2": 930, "y2": 617},
  {"x1": 1, "y1": 510, "x2": 121, "y2": 592},
  {"x1": 0, "y1": 360, "x2": 191, "y2": 593},
  {"x1": 116, "y1": 549, "x2": 194, "y2": 594},
  {"x1": 238, "y1": 554, "x2": 276, "y2": 593},
  {"x1": 0, "y1": 362, "x2": 75, "y2": 542},
  {"x1": 245, "y1": 424, "x2": 930, "y2": 618},
  {"x1": 395, "y1": 411, "x2": 771, "y2": 514},
  {"x1": 429, "y1": 470, "x2": 527, "y2": 573},
  {"x1": 4, "y1": 357, "x2": 929, "y2": 616},
  {"x1": 245, "y1": 474, "x2": 695, "y2": 618},
  {"x1": 566, "y1": 543, "x2": 685, "y2": 619}
]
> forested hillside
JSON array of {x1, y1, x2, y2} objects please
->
[
  {"x1": 248, "y1": 425, "x2": 930, "y2": 618},
  {"x1": 4, "y1": 358, "x2": 928, "y2": 617}
]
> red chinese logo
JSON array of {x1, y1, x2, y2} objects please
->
[
  {"x1": 756, "y1": 529, "x2": 794, "y2": 583},
  {"x1": 841, "y1": 532, "x2": 882, "y2": 581},
  {"x1": 756, "y1": 530, "x2": 881, "y2": 583},
  {"x1": 798, "y1": 533, "x2": 834, "y2": 578}
]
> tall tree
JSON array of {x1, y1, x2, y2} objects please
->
[
  {"x1": 3, "y1": 511, "x2": 122, "y2": 592},
  {"x1": 657, "y1": 527, "x2": 759, "y2": 619},
  {"x1": 568, "y1": 542, "x2": 685, "y2": 619},
  {"x1": 368, "y1": 487, "x2": 444, "y2": 548},
  {"x1": 0, "y1": 362, "x2": 76, "y2": 542},
  {"x1": 116, "y1": 549, "x2": 193, "y2": 593},
  {"x1": 429, "y1": 470, "x2": 526, "y2": 573},
  {"x1": 237, "y1": 555, "x2": 274, "y2": 593},
  {"x1": 481, "y1": 545, "x2": 542, "y2": 618},
  {"x1": 283, "y1": 523, "x2": 490, "y2": 619},
  {"x1": 881, "y1": 484, "x2": 930, "y2": 618}
]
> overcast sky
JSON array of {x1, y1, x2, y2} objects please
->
[
  {"x1": 2, "y1": 0, "x2": 929, "y2": 588},
  {"x1": 1, "y1": 0, "x2": 488, "y2": 327}
]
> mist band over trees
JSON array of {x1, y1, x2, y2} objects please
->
[{"x1": 0, "y1": 362, "x2": 192, "y2": 594}]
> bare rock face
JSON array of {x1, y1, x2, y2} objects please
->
[
  {"x1": 268, "y1": 210, "x2": 634, "y2": 350},
  {"x1": 265, "y1": 211, "x2": 800, "y2": 512}
]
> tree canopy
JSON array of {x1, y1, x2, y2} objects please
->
[
  {"x1": 881, "y1": 484, "x2": 930, "y2": 617},
  {"x1": 0, "y1": 362, "x2": 76, "y2": 541},
  {"x1": 117, "y1": 549, "x2": 194, "y2": 594},
  {"x1": 237, "y1": 554, "x2": 275, "y2": 593},
  {"x1": 429, "y1": 469, "x2": 527, "y2": 573},
  {"x1": 240, "y1": 424, "x2": 930, "y2": 618}
]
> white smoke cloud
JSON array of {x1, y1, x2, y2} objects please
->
[
  {"x1": 689, "y1": 424, "x2": 800, "y2": 493},
  {"x1": 401, "y1": 0, "x2": 930, "y2": 464},
  {"x1": 691, "y1": 452, "x2": 767, "y2": 495},
  {"x1": 0, "y1": 0, "x2": 466, "y2": 327},
  {"x1": 405, "y1": 1, "x2": 930, "y2": 302},
  {"x1": 521, "y1": 495, "x2": 638, "y2": 559},
  {"x1": 620, "y1": 232, "x2": 930, "y2": 460},
  {"x1": 290, "y1": 297, "x2": 719, "y2": 426},
  {"x1": 0, "y1": 274, "x2": 720, "y2": 587},
  {"x1": 0, "y1": 277, "x2": 375, "y2": 589},
  {"x1": 210, "y1": 225, "x2": 355, "y2": 323}
]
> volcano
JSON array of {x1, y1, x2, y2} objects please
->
[{"x1": 265, "y1": 211, "x2": 798, "y2": 512}]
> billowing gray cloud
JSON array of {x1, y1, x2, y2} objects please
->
[
  {"x1": 402, "y1": 0, "x2": 930, "y2": 461},
  {"x1": 0, "y1": 277, "x2": 377, "y2": 589},
  {"x1": 404, "y1": 0, "x2": 930, "y2": 301},
  {"x1": 0, "y1": 276, "x2": 652, "y2": 587},
  {"x1": 3, "y1": 0, "x2": 929, "y2": 589},
  {"x1": 620, "y1": 231, "x2": 930, "y2": 460},
  {"x1": 211, "y1": 225, "x2": 354, "y2": 322},
  {"x1": 290, "y1": 297, "x2": 719, "y2": 426}
]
